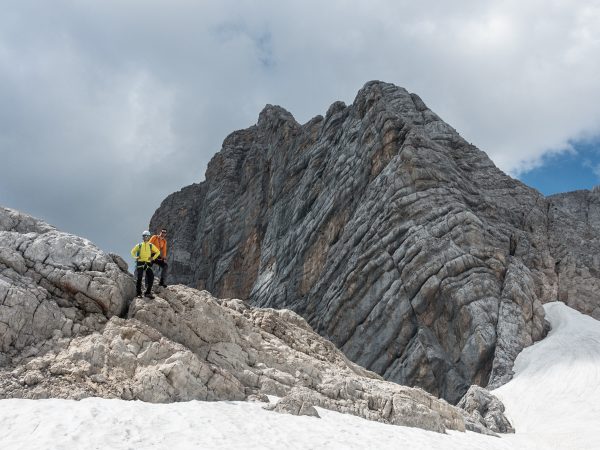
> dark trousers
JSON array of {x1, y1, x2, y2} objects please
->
[
  {"x1": 154, "y1": 258, "x2": 168, "y2": 284},
  {"x1": 136, "y1": 262, "x2": 154, "y2": 295}
]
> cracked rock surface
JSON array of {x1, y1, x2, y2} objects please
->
[
  {"x1": 546, "y1": 189, "x2": 600, "y2": 319},
  {"x1": 151, "y1": 80, "x2": 600, "y2": 403},
  {"x1": 0, "y1": 206, "x2": 135, "y2": 361},
  {"x1": 1, "y1": 282, "x2": 467, "y2": 433},
  {"x1": 0, "y1": 208, "x2": 475, "y2": 433},
  {"x1": 458, "y1": 385, "x2": 514, "y2": 435}
]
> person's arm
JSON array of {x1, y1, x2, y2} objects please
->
[
  {"x1": 151, "y1": 244, "x2": 161, "y2": 261},
  {"x1": 131, "y1": 244, "x2": 140, "y2": 260}
]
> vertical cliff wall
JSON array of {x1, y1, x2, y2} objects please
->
[{"x1": 151, "y1": 81, "x2": 600, "y2": 402}]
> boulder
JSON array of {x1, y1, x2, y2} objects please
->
[
  {"x1": 458, "y1": 385, "x2": 514, "y2": 434},
  {"x1": 0, "y1": 206, "x2": 135, "y2": 362},
  {"x1": 264, "y1": 389, "x2": 321, "y2": 418}
]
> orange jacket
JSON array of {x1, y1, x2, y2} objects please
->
[{"x1": 149, "y1": 235, "x2": 167, "y2": 259}]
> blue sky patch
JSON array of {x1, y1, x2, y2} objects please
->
[{"x1": 518, "y1": 138, "x2": 600, "y2": 196}]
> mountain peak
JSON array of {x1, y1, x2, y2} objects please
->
[
  {"x1": 257, "y1": 103, "x2": 298, "y2": 129},
  {"x1": 151, "y1": 80, "x2": 600, "y2": 404}
]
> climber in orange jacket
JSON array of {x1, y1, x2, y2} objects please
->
[
  {"x1": 149, "y1": 228, "x2": 168, "y2": 287},
  {"x1": 131, "y1": 230, "x2": 161, "y2": 298}
]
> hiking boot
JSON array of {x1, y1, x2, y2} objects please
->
[
  {"x1": 136, "y1": 293, "x2": 143, "y2": 298},
  {"x1": 144, "y1": 293, "x2": 155, "y2": 299},
  {"x1": 159, "y1": 282, "x2": 167, "y2": 287}
]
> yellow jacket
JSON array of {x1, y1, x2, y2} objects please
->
[
  {"x1": 149, "y1": 235, "x2": 167, "y2": 258},
  {"x1": 131, "y1": 242, "x2": 161, "y2": 263}
]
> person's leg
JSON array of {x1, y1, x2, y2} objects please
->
[
  {"x1": 136, "y1": 265, "x2": 144, "y2": 296},
  {"x1": 158, "y1": 259, "x2": 168, "y2": 286},
  {"x1": 145, "y1": 266, "x2": 155, "y2": 295}
]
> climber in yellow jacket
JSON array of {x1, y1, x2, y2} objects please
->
[{"x1": 131, "y1": 230, "x2": 161, "y2": 298}]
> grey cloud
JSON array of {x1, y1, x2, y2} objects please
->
[{"x1": 1, "y1": 0, "x2": 600, "y2": 264}]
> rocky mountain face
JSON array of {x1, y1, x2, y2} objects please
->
[
  {"x1": 546, "y1": 189, "x2": 600, "y2": 317},
  {"x1": 151, "y1": 81, "x2": 600, "y2": 404},
  {"x1": 1, "y1": 206, "x2": 502, "y2": 434}
]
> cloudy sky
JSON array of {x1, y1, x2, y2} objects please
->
[{"x1": 2, "y1": 0, "x2": 600, "y2": 262}]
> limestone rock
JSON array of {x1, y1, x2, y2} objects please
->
[
  {"x1": 247, "y1": 393, "x2": 270, "y2": 403},
  {"x1": 151, "y1": 81, "x2": 587, "y2": 402},
  {"x1": 124, "y1": 285, "x2": 465, "y2": 432},
  {"x1": 546, "y1": 190, "x2": 600, "y2": 320},
  {"x1": 264, "y1": 389, "x2": 321, "y2": 418},
  {"x1": 0, "y1": 207, "x2": 501, "y2": 434},
  {"x1": 0, "y1": 207, "x2": 135, "y2": 363},
  {"x1": 0, "y1": 276, "x2": 467, "y2": 434},
  {"x1": 458, "y1": 385, "x2": 514, "y2": 434}
]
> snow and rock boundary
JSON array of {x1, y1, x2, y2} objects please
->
[
  {"x1": 492, "y1": 301, "x2": 600, "y2": 449},
  {"x1": 3, "y1": 301, "x2": 598, "y2": 449},
  {"x1": 0, "y1": 284, "x2": 468, "y2": 433},
  {"x1": 1, "y1": 206, "x2": 477, "y2": 434}
]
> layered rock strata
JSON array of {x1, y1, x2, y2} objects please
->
[
  {"x1": 458, "y1": 385, "x2": 514, "y2": 435},
  {"x1": 0, "y1": 207, "x2": 476, "y2": 434},
  {"x1": 0, "y1": 206, "x2": 135, "y2": 365},
  {"x1": 546, "y1": 189, "x2": 600, "y2": 319},
  {"x1": 151, "y1": 81, "x2": 600, "y2": 403}
]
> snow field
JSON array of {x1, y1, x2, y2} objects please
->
[{"x1": 1, "y1": 302, "x2": 599, "y2": 450}]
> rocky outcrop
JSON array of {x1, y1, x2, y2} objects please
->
[
  {"x1": 0, "y1": 207, "x2": 477, "y2": 434},
  {"x1": 153, "y1": 81, "x2": 599, "y2": 402},
  {"x1": 0, "y1": 285, "x2": 467, "y2": 433},
  {"x1": 263, "y1": 389, "x2": 321, "y2": 418},
  {"x1": 458, "y1": 385, "x2": 514, "y2": 435},
  {"x1": 0, "y1": 206, "x2": 135, "y2": 365}
]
